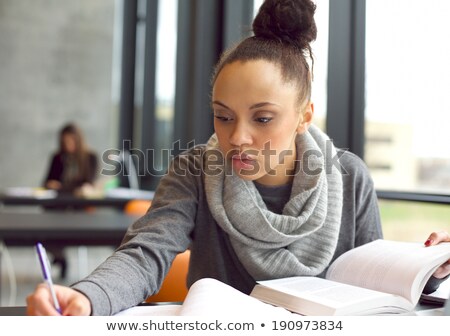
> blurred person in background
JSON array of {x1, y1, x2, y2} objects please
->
[
  {"x1": 43, "y1": 122, "x2": 98, "y2": 278},
  {"x1": 44, "y1": 122, "x2": 98, "y2": 195}
]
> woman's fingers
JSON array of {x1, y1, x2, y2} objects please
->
[
  {"x1": 26, "y1": 284, "x2": 91, "y2": 316},
  {"x1": 425, "y1": 231, "x2": 450, "y2": 279},
  {"x1": 424, "y1": 231, "x2": 450, "y2": 246},
  {"x1": 26, "y1": 283, "x2": 61, "y2": 316},
  {"x1": 433, "y1": 260, "x2": 450, "y2": 279},
  {"x1": 61, "y1": 289, "x2": 92, "y2": 316}
]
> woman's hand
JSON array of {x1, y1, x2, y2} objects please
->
[
  {"x1": 45, "y1": 180, "x2": 62, "y2": 190},
  {"x1": 425, "y1": 231, "x2": 450, "y2": 279},
  {"x1": 26, "y1": 284, "x2": 92, "y2": 316}
]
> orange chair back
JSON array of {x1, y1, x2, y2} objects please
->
[
  {"x1": 125, "y1": 200, "x2": 190, "y2": 302},
  {"x1": 146, "y1": 250, "x2": 190, "y2": 303},
  {"x1": 124, "y1": 199, "x2": 152, "y2": 215}
]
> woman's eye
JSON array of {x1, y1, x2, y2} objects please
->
[
  {"x1": 255, "y1": 117, "x2": 273, "y2": 124},
  {"x1": 214, "y1": 115, "x2": 232, "y2": 122}
]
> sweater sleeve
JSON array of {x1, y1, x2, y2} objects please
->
[
  {"x1": 423, "y1": 275, "x2": 450, "y2": 295},
  {"x1": 86, "y1": 152, "x2": 98, "y2": 184},
  {"x1": 71, "y1": 149, "x2": 200, "y2": 315},
  {"x1": 43, "y1": 153, "x2": 62, "y2": 185},
  {"x1": 354, "y1": 176, "x2": 383, "y2": 246},
  {"x1": 340, "y1": 150, "x2": 383, "y2": 247}
]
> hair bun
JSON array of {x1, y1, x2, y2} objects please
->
[{"x1": 253, "y1": 0, "x2": 317, "y2": 49}]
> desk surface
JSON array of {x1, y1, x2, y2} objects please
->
[
  {"x1": 0, "y1": 306, "x2": 27, "y2": 316},
  {"x1": 0, "y1": 188, "x2": 154, "y2": 209},
  {"x1": 0, "y1": 304, "x2": 444, "y2": 316},
  {"x1": 1, "y1": 194, "x2": 132, "y2": 209},
  {"x1": 0, "y1": 211, "x2": 139, "y2": 247}
]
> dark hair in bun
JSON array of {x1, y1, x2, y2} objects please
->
[
  {"x1": 253, "y1": 0, "x2": 317, "y2": 56},
  {"x1": 212, "y1": 0, "x2": 317, "y2": 108}
]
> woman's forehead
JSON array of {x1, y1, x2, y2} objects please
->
[{"x1": 213, "y1": 60, "x2": 298, "y2": 100}]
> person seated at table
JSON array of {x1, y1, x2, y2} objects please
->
[
  {"x1": 44, "y1": 122, "x2": 98, "y2": 195},
  {"x1": 43, "y1": 122, "x2": 98, "y2": 278}
]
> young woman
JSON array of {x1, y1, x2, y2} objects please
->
[
  {"x1": 27, "y1": 0, "x2": 450, "y2": 315},
  {"x1": 43, "y1": 122, "x2": 98, "y2": 278},
  {"x1": 44, "y1": 123, "x2": 98, "y2": 194}
]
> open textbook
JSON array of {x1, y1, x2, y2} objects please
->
[
  {"x1": 250, "y1": 239, "x2": 450, "y2": 315},
  {"x1": 115, "y1": 277, "x2": 294, "y2": 317}
]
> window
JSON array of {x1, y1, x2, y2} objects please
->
[
  {"x1": 365, "y1": 0, "x2": 450, "y2": 239},
  {"x1": 379, "y1": 200, "x2": 450, "y2": 241},
  {"x1": 365, "y1": 0, "x2": 450, "y2": 195},
  {"x1": 153, "y1": 0, "x2": 178, "y2": 172}
]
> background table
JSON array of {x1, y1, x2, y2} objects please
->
[
  {"x1": 0, "y1": 211, "x2": 139, "y2": 301},
  {"x1": 0, "y1": 187, "x2": 154, "y2": 210},
  {"x1": 0, "y1": 211, "x2": 138, "y2": 247},
  {"x1": 0, "y1": 194, "x2": 130, "y2": 209}
]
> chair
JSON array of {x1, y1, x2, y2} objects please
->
[
  {"x1": 145, "y1": 250, "x2": 190, "y2": 303},
  {"x1": 123, "y1": 199, "x2": 190, "y2": 302},
  {"x1": 124, "y1": 199, "x2": 152, "y2": 215}
]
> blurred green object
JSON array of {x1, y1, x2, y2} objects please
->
[{"x1": 103, "y1": 177, "x2": 119, "y2": 191}]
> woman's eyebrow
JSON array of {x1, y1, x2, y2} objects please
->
[
  {"x1": 212, "y1": 101, "x2": 280, "y2": 110},
  {"x1": 249, "y1": 102, "x2": 280, "y2": 109},
  {"x1": 211, "y1": 100, "x2": 230, "y2": 109}
]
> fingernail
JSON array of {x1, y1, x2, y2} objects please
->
[{"x1": 425, "y1": 239, "x2": 433, "y2": 246}]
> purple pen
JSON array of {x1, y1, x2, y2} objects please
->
[{"x1": 36, "y1": 242, "x2": 62, "y2": 314}]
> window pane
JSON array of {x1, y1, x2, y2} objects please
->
[
  {"x1": 380, "y1": 200, "x2": 450, "y2": 242},
  {"x1": 309, "y1": 0, "x2": 328, "y2": 131},
  {"x1": 365, "y1": 0, "x2": 450, "y2": 194},
  {"x1": 0, "y1": 0, "x2": 120, "y2": 188},
  {"x1": 154, "y1": 0, "x2": 178, "y2": 172},
  {"x1": 252, "y1": 0, "x2": 329, "y2": 131}
]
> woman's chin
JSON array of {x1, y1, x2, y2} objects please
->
[{"x1": 232, "y1": 168, "x2": 266, "y2": 181}]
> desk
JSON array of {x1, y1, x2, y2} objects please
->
[
  {"x1": 1, "y1": 194, "x2": 133, "y2": 210},
  {"x1": 0, "y1": 211, "x2": 138, "y2": 247},
  {"x1": 0, "y1": 304, "x2": 444, "y2": 316},
  {"x1": 0, "y1": 306, "x2": 26, "y2": 316},
  {"x1": 0, "y1": 302, "x2": 180, "y2": 316},
  {"x1": 0, "y1": 188, "x2": 154, "y2": 210}
]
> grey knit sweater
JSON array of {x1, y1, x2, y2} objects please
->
[{"x1": 72, "y1": 146, "x2": 383, "y2": 315}]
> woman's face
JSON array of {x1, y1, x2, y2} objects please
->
[
  {"x1": 212, "y1": 60, "x2": 312, "y2": 186},
  {"x1": 62, "y1": 133, "x2": 77, "y2": 154}
]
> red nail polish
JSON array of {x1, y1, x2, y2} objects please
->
[{"x1": 425, "y1": 239, "x2": 433, "y2": 246}]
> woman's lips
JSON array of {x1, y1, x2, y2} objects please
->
[{"x1": 231, "y1": 154, "x2": 256, "y2": 171}]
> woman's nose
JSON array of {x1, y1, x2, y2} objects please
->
[{"x1": 229, "y1": 123, "x2": 252, "y2": 147}]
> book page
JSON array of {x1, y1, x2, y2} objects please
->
[
  {"x1": 326, "y1": 240, "x2": 450, "y2": 304},
  {"x1": 115, "y1": 304, "x2": 182, "y2": 316},
  {"x1": 178, "y1": 278, "x2": 294, "y2": 317},
  {"x1": 251, "y1": 276, "x2": 412, "y2": 315},
  {"x1": 114, "y1": 278, "x2": 293, "y2": 317}
]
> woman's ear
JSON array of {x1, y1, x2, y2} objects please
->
[{"x1": 296, "y1": 102, "x2": 314, "y2": 134}]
